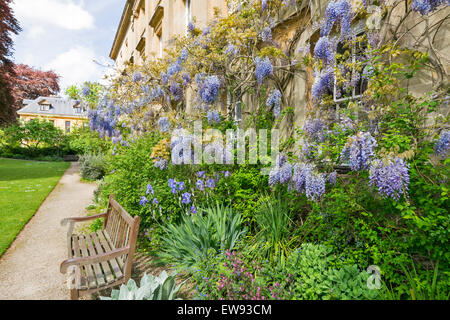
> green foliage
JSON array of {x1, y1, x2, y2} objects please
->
[
  {"x1": 158, "y1": 203, "x2": 246, "y2": 269},
  {"x1": 100, "y1": 271, "x2": 184, "y2": 300},
  {"x1": 251, "y1": 196, "x2": 295, "y2": 261},
  {"x1": 67, "y1": 125, "x2": 111, "y2": 155},
  {"x1": 79, "y1": 153, "x2": 107, "y2": 181}
]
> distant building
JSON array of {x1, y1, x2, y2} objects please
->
[
  {"x1": 17, "y1": 97, "x2": 87, "y2": 133},
  {"x1": 110, "y1": 0, "x2": 227, "y2": 68}
]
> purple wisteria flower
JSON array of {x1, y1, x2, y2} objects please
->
[
  {"x1": 154, "y1": 158, "x2": 168, "y2": 170},
  {"x1": 434, "y1": 130, "x2": 449, "y2": 157},
  {"x1": 314, "y1": 36, "x2": 335, "y2": 65},
  {"x1": 412, "y1": 0, "x2": 448, "y2": 15},
  {"x1": 255, "y1": 57, "x2": 273, "y2": 84},
  {"x1": 132, "y1": 72, "x2": 143, "y2": 82},
  {"x1": 170, "y1": 81, "x2": 184, "y2": 101},
  {"x1": 82, "y1": 86, "x2": 91, "y2": 97},
  {"x1": 225, "y1": 44, "x2": 239, "y2": 56},
  {"x1": 182, "y1": 73, "x2": 191, "y2": 86},
  {"x1": 266, "y1": 89, "x2": 282, "y2": 118},
  {"x1": 158, "y1": 117, "x2": 170, "y2": 133},
  {"x1": 328, "y1": 171, "x2": 337, "y2": 186},
  {"x1": 369, "y1": 157, "x2": 410, "y2": 201},
  {"x1": 304, "y1": 118, "x2": 325, "y2": 141},
  {"x1": 305, "y1": 172, "x2": 326, "y2": 201},
  {"x1": 207, "y1": 110, "x2": 221, "y2": 123},
  {"x1": 311, "y1": 67, "x2": 334, "y2": 101},
  {"x1": 321, "y1": 0, "x2": 353, "y2": 39},
  {"x1": 188, "y1": 21, "x2": 195, "y2": 33},
  {"x1": 341, "y1": 132, "x2": 377, "y2": 171},
  {"x1": 198, "y1": 75, "x2": 221, "y2": 104},
  {"x1": 261, "y1": 26, "x2": 272, "y2": 42}
]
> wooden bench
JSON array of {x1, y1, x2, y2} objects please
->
[{"x1": 60, "y1": 195, "x2": 140, "y2": 300}]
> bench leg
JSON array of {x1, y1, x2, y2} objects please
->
[{"x1": 70, "y1": 289, "x2": 79, "y2": 300}]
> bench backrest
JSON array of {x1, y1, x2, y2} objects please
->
[
  {"x1": 103, "y1": 195, "x2": 140, "y2": 281},
  {"x1": 103, "y1": 195, "x2": 140, "y2": 250}
]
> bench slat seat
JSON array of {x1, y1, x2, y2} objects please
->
[{"x1": 60, "y1": 195, "x2": 140, "y2": 300}]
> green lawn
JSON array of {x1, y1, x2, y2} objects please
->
[{"x1": 0, "y1": 158, "x2": 70, "y2": 256}]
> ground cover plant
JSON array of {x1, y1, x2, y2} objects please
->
[{"x1": 0, "y1": 158, "x2": 69, "y2": 256}]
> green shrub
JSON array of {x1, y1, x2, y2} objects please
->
[
  {"x1": 100, "y1": 271, "x2": 184, "y2": 300},
  {"x1": 79, "y1": 153, "x2": 107, "y2": 181},
  {"x1": 158, "y1": 203, "x2": 246, "y2": 269},
  {"x1": 68, "y1": 125, "x2": 111, "y2": 155}
]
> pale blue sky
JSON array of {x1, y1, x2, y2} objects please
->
[{"x1": 11, "y1": 0, "x2": 125, "y2": 91}]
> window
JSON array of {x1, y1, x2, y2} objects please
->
[
  {"x1": 39, "y1": 104, "x2": 50, "y2": 111},
  {"x1": 332, "y1": 28, "x2": 369, "y2": 122},
  {"x1": 65, "y1": 121, "x2": 71, "y2": 133}
]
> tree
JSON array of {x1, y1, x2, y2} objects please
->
[
  {"x1": 4, "y1": 118, "x2": 64, "y2": 152},
  {"x1": 11, "y1": 64, "x2": 60, "y2": 110},
  {"x1": 0, "y1": 0, "x2": 21, "y2": 124}
]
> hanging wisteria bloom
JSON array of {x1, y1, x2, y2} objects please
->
[
  {"x1": 434, "y1": 130, "x2": 449, "y2": 157},
  {"x1": 304, "y1": 118, "x2": 325, "y2": 141},
  {"x1": 261, "y1": 26, "x2": 272, "y2": 42},
  {"x1": 266, "y1": 89, "x2": 282, "y2": 118},
  {"x1": 369, "y1": 157, "x2": 410, "y2": 201},
  {"x1": 132, "y1": 72, "x2": 143, "y2": 82},
  {"x1": 182, "y1": 73, "x2": 191, "y2": 86},
  {"x1": 341, "y1": 132, "x2": 377, "y2": 171},
  {"x1": 154, "y1": 158, "x2": 168, "y2": 170},
  {"x1": 207, "y1": 110, "x2": 221, "y2": 123},
  {"x1": 314, "y1": 36, "x2": 335, "y2": 66},
  {"x1": 158, "y1": 117, "x2": 170, "y2": 133},
  {"x1": 225, "y1": 44, "x2": 239, "y2": 56},
  {"x1": 188, "y1": 21, "x2": 195, "y2": 33},
  {"x1": 198, "y1": 75, "x2": 221, "y2": 104},
  {"x1": 412, "y1": 0, "x2": 448, "y2": 15},
  {"x1": 170, "y1": 81, "x2": 184, "y2": 101},
  {"x1": 305, "y1": 172, "x2": 326, "y2": 201},
  {"x1": 255, "y1": 57, "x2": 273, "y2": 84},
  {"x1": 321, "y1": 0, "x2": 353, "y2": 39},
  {"x1": 328, "y1": 171, "x2": 337, "y2": 186},
  {"x1": 82, "y1": 86, "x2": 91, "y2": 97},
  {"x1": 311, "y1": 67, "x2": 334, "y2": 101}
]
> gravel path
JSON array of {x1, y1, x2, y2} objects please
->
[{"x1": 0, "y1": 162, "x2": 97, "y2": 300}]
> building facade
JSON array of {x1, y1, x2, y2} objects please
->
[
  {"x1": 110, "y1": 0, "x2": 228, "y2": 68},
  {"x1": 17, "y1": 97, "x2": 87, "y2": 133}
]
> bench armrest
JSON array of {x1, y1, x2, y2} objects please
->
[
  {"x1": 60, "y1": 212, "x2": 107, "y2": 226},
  {"x1": 60, "y1": 247, "x2": 130, "y2": 274}
]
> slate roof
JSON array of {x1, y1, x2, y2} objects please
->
[{"x1": 17, "y1": 96, "x2": 87, "y2": 118}]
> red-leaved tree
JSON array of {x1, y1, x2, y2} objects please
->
[
  {"x1": 12, "y1": 64, "x2": 60, "y2": 109},
  {"x1": 0, "y1": 0, "x2": 21, "y2": 124}
]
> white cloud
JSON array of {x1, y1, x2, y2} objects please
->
[
  {"x1": 46, "y1": 46, "x2": 103, "y2": 90},
  {"x1": 13, "y1": 0, "x2": 94, "y2": 30},
  {"x1": 26, "y1": 26, "x2": 46, "y2": 40}
]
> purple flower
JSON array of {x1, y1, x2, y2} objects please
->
[
  {"x1": 305, "y1": 172, "x2": 326, "y2": 201},
  {"x1": 341, "y1": 132, "x2": 377, "y2": 171},
  {"x1": 369, "y1": 157, "x2": 410, "y2": 201},
  {"x1": 182, "y1": 73, "x2": 191, "y2": 86},
  {"x1": 434, "y1": 130, "x2": 449, "y2": 157},
  {"x1": 322, "y1": 0, "x2": 353, "y2": 39},
  {"x1": 266, "y1": 89, "x2": 282, "y2": 118},
  {"x1": 412, "y1": 0, "x2": 448, "y2": 15},
  {"x1": 225, "y1": 44, "x2": 239, "y2": 56},
  {"x1": 304, "y1": 118, "x2": 325, "y2": 141},
  {"x1": 328, "y1": 171, "x2": 337, "y2": 186},
  {"x1": 139, "y1": 196, "x2": 149, "y2": 206},
  {"x1": 82, "y1": 86, "x2": 90, "y2": 97},
  {"x1": 146, "y1": 184, "x2": 154, "y2": 195},
  {"x1": 197, "y1": 171, "x2": 206, "y2": 178},
  {"x1": 154, "y1": 158, "x2": 168, "y2": 170},
  {"x1": 206, "y1": 178, "x2": 216, "y2": 189},
  {"x1": 198, "y1": 75, "x2": 221, "y2": 104},
  {"x1": 314, "y1": 36, "x2": 335, "y2": 65},
  {"x1": 188, "y1": 21, "x2": 195, "y2": 33},
  {"x1": 158, "y1": 117, "x2": 170, "y2": 133},
  {"x1": 261, "y1": 26, "x2": 272, "y2": 42},
  {"x1": 152, "y1": 198, "x2": 159, "y2": 205},
  {"x1": 132, "y1": 72, "x2": 143, "y2": 82},
  {"x1": 207, "y1": 110, "x2": 221, "y2": 123},
  {"x1": 178, "y1": 181, "x2": 186, "y2": 191},
  {"x1": 190, "y1": 205, "x2": 197, "y2": 214},
  {"x1": 182, "y1": 192, "x2": 192, "y2": 204},
  {"x1": 254, "y1": 57, "x2": 273, "y2": 84},
  {"x1": 312, "y1": 67, "x2": 334, "y2": 101}
]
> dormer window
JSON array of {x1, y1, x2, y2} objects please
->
[{"x1": 39, "y1": 100, "x2": 52, "y2": 111}]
